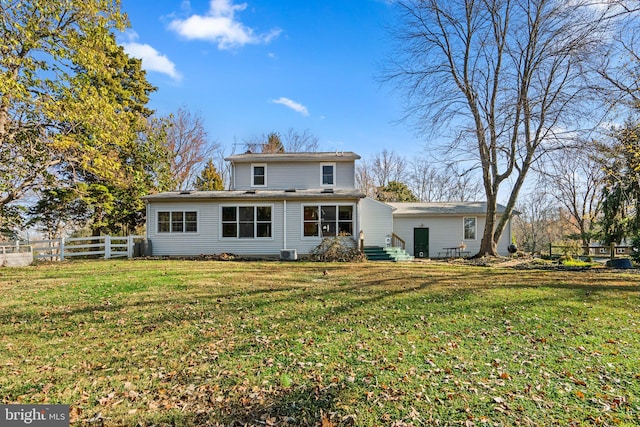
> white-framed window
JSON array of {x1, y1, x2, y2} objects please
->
[
  {"x1": 221, "y1": 205, "x2": 272, "y2": 238},
  {"x1": 303, "y1": 204, "x2": 354, "y2": 237},
  {"x1": 320, "y1": 162, "x2": 335, "y2": 186},
  {"x1": 158, "y1": 211, "x2": 198, "y2": 233},
  {"x1": 252, "y1": 163, "x2": 267, "y2": 187},
  {"x1": 463, "y1": 217, "x2": 477, "y2": 240}
]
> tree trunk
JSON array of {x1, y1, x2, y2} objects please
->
[{"x1": 477, "y1": 195, "x2": 499, "y2": 257}]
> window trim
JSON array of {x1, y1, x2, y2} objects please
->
[
  {"x1": 220, "y1": 204, "x2": 274, "y2": 240},
  {"x1": 251, "y1": 163, "x2": 267, "y2": 187},
  {"x1": 157, "y1": 210, "x2": 199, "y2": 234},
  {"x1": 463, "y1": 216, "x2": 477, "y2": 240},
  {"x1": 320, "y1": 162, "x2": 336, "y2": 187},
  {"x1": 302, "y1": 203, "x2": 355, "y2": 239}
]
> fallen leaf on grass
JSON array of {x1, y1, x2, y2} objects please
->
[{"x1": 321, "y1": 414, "x2": 334, "y2": 427}]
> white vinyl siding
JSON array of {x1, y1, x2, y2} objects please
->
[
  {"x1": 391, "y1": 215, "x2": 510, "y2": 257},
  {"x1": 146, "y1": 198, "x2": 362, "y2": 257},
  {"x1": 359, "y1": 197, "x2": 394, "y2": 247},
  {"x1": 231, "y1": 161, "x2": 356, "y2": 190}
]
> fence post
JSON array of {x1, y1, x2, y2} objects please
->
[
  {"x1": 105, "y1": 235, "x2": 111, "y2": 259},
  {"x1": 60, "y1": 238, "x2": 65, "y2": 261},
  {"x1": 127, "y1": 235, "x2": 133, "y2": 259}
]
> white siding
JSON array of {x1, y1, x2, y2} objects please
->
[
  {"x1": 147, "y1": 197, "x2": 361, "y2": 257},
  {"x1": 359, "y1": 197, "x2": 394, "y2": 247},
  {"x1": 392, "y1": 215, "x2": 512, "y2": 257},
  {"x1": 147, "y1": 201, "x2": 218, "y2": 256},
  {"x1": 231, "y1": 161, "x2": 356, "y2": 190}
]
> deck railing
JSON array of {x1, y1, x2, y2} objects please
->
[{"x1": 391, "y1": 233, "x2": 406, "y2": 250}]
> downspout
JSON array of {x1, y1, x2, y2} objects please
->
[
  {"x1": 231, "y1": 161, "x2": 236, "y2": 190},
  {"x1": 283, "y1": 199, "x2": 287, "y2": 249},
  {"x1": 357, "y1": 197, "x2": 362, "y2": 246},
  {"x1": 145, "y1": 201, "x2": 150, "y2": 239}
]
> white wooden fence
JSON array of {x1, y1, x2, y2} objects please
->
[{"x1": 20, "y1": 235, "x2": 146, "y2": 261}]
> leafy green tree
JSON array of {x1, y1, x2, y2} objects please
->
[
  {"x1": 376, "y1": 181, "x2": 419, "y2": 202},
  {"x1": 25, "y1": 42, "x2": 173, "y2": 237},
  {"x1": 27, "y1": 188, "x2": 91, "y2": 240},
  {"x1": 0, "y1": 0, "x2": 133, "y2": 212},
  {"x1": 194, "y1": 159, "x2": 225, "y2": 191},
  {"x1": 0, "y1": 205, "x2": 26, "y2": 241}
]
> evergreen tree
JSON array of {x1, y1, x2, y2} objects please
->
[
  {"x1": 194, "y1": 159, "x2": 225, "y2": 191},
  {"x1": 598, "y1": 122, "x2": 640, "y2": 244},
  {"x1": 376, "y1": 181, "x2": 419, "y2": 202},
  {"x1": 262, "y1": 132, "x2": 285, "y2": 153}
]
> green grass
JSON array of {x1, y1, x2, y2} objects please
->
[{"x1": 1, "y1": 260, "x2": 639, "y2": 426}]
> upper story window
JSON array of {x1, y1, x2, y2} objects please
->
[
  {"x1": 321, "y1": 163, "x2": 335, "y2": 186},
  {"x1": 158, "y1": 211, "x2": 198, "y2": 233},
  {"x1": 463, "y1": 217, "x2": 477, "y2": 240},
  {"x1": 252, "y1": 164, "x2": 266, "y2": 187}
]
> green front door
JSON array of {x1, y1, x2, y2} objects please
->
[{"x1": 414, "y1": 228, "x2": 429, "y2": 258}]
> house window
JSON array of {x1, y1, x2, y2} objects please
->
[
  {"x1": 303, "y1": 205, "x2": 353, "y2": 237},
  {"x1": 252, "y1": 164, "x2": 266, "y2": 187},
  {"x1": 222, "y1": 206, "x2": 272, "y2": 238},
  {"x1": 463, "y1": 217, "x2": 476, "y2": 240},
  {"x1": 158, "y1": 211, "x2": 197, "y2": 233},
  {"x1": 321, "y1": 163, "x2": 335, "y2": 186}
]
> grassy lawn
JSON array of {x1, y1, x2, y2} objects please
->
[{"x1": 1, "y1": 260, "x2": 639, "y2": 426}]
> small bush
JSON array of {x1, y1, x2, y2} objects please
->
[{"x1": 308, "y1": 237, "x2": 366, "y2": 262}]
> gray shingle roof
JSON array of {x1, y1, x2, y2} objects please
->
[
  {"x1": 143, "y1": 189, "x2": 366, "y2": 201},
  {"x1": 224, "y1": 151, "x2": 361, "y2": 162},
  {"x1": 387, "y1": 201, "x2": 508, "y2": 216}
]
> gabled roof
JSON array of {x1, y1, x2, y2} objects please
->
[
  {"x1": 225, "y1": 151, "x2": 361, "y2": 162},
  {"x1": 143, "y1": 189, "x2": 366, "y2": 202},
  {"x1": 387, "y1": 201, "x2": 509, "y2": 216}
]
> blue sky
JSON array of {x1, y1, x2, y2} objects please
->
[{"x1": 118, "y1": 0, "x2": 425, "y2": 158}]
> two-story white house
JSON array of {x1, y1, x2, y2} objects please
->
[{"x1": 143, "y1": 151, "x2": 513, "y2": 259}]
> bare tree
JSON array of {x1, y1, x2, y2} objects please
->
[
  {"x1": 592, "y1": 9, "x2": 640, "y2": 110},
  {"x1": 282, "y1": 128, "x2": 320, "y2": 152},
  {"x1": 409, "y1": 156, "x2": 483, "y2": 202},
  {"x1": 212, "y1": 146, "x2": 232, "y2": 190},
  {"x1": 241, "y1": 129, "x2": 320, "y2": 153},
  {"x1": 355, "y1": 158, "x2": 378, "y2": 198},
  {"x1": 513, "y1": 191, "x2": 560, "y2": 255},
  {"x1": 164, "y1": 107, "x2": 217, "y2": 191},
  {"x1": 385, "y1": 0, "x2": 637, "y2": 256},
  {"x1": 372, "y1": 149, "x2": 407, "y2": 187},
  {"x1": 539, "y1": 144, "x2": 604, "y2": 247}
]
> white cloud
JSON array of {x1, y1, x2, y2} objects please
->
[
  {"x1": 122, "y1": 41, "x2": 182, "y2": 81},
  {"x1": 272, "y1": 97, "x2": 309, "y2": 117},
  {"x1": 168, "y1": 0, "x2": 281, "y2": 50}
]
